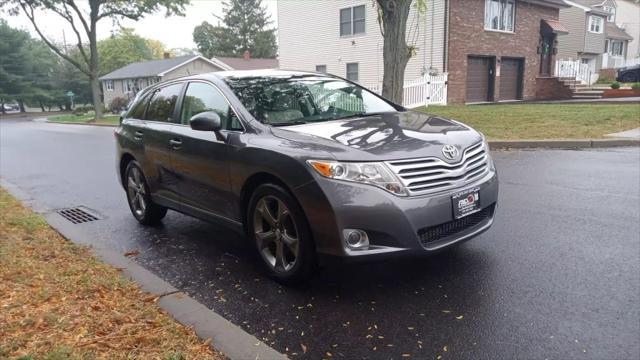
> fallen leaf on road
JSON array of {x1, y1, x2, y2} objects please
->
[
  {"x1": 443, "y1": 345, "x2": 448, "y2": 352},
  {"x1": 123, "y1": 250, "x2": 139, "y2": 257},
  {"x1": 455, "y1": 315, "x2": 464, "y2": 320},
  {"x1": 300, "y1": 343, "x2": 307, "y2": 354}
]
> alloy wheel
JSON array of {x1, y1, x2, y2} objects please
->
[
  {"x1": 127, "y1": 166, "x2": 147, "y2": 217},
  {"x1": 253, "y1": 195, "x2": 299, "y2": 273}
]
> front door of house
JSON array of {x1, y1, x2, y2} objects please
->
[{"x1": 539, "y1": 35, "x2": 554, "y2": 76}]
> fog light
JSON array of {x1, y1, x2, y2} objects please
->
[{"x1": 343, "y1": 229, "x2": 370, "y2": 250}]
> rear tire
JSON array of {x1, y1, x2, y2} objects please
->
[
  {"x1": 125, "y1": 161, "x2": 167, "y2": 225},
  {"x1": 247, "y1": 183, "x2": 317, "y2": 284}
]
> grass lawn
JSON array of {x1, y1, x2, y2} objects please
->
[
  {"x1": 416, "y1": 103, "x2": 640, "y2": 140},
  {"x1": 0, "y1": 189, "x2": 222, "y2": 359},
  {"x1": 48, "y1": 113, "x2": 120, "y2": 125}
]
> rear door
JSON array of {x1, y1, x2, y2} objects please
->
[
  {"x1": 170, "y1": 81, "x2": 244, "y2": 220},
  {"x1": 141, "y1": 82, "x2": 184, "y2": 202}
]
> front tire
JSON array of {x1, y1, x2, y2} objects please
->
[
  {"x1": 125, "y1": 161, "x2": 167, "y2": 225},
  {"x1": 247, "y1": 183, "x2": 316, "y2": 284}
]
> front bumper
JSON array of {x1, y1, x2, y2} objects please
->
[{"x1": 293, "y1": 169, "x2": 498, "y2": 261}]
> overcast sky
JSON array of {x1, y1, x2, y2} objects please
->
[{"x1": 4, "y1": 0, "x2": 278, "y2": 50}]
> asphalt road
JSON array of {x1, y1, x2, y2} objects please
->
[{"x1": 1, "y1": 116, "x2": 639, "y2": 359}]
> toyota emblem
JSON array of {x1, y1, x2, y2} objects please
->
[{"x1": 442, "y1": 145, "x2": 459, "y2": 160}]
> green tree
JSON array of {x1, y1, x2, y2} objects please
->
[
  {"x1": 193, "y1": 0, "x2": 277, "y2": 59},
  {"x1": 0, "y1": 19, "x2": 66, "y2": 113},
  {"x1": 98, "y1": 28, "x2": 166, "y2": 75},
  {"x1": 2, "y1": 0, "x2": 189, "y2": 120}
]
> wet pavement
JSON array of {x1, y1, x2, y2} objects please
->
[{"x1": 1, "y1": 116, "x2": 639, "y2": 359}]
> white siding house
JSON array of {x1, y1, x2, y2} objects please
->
[{"x1": 277, "y1": 0, "x2": 447, "y2": 87}]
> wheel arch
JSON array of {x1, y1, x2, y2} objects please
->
[{"x1": 119, "y1": 153, "x2": 136, "y2": 188}]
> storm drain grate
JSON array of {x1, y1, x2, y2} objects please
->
[{"x1": 56, "y1": 207, "x2": 100, "y2": 224}]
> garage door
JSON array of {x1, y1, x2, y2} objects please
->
[
  {"x1": 466, "y1": 57, "x2": 492, "y2": 103},
  {"x1": 500, "y1": 58, "x2": 523, "y2": 100}
]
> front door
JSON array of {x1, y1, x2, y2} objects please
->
[
  {"x1": 539, "y1": 35, "x2": 554, "y2": 76},
  {"x1": 467, "y1": 56, "x2": 494, "y2": 103},
  {"x1": 171, "y1": 81, "x2": 244, "y2": 220},
  {"x1": 500, "y1": 58, "x2": 524, "y2": 100}
]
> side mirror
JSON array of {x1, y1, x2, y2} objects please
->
[{"x1": 190, "y1": 111, "x2": 222, "y2": 132}]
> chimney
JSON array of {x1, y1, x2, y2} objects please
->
[
  {"x1": 243, "y1": 50, "x2": 250, "y2": 60},
  {"x1": 163, "y1": 52, "x2": 171, "y2": 59}
]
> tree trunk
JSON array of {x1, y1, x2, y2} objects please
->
[
  {"x1": 1, "y1": 101, "x2": 5, "y2": 115},
  {"x1": 377, "y1": 0, "x2": 413, "y2": 104},
  {"x1": 39, "y1": 101, "x2": 45, "y2": 112},
  {"x1": 18, "y1": 100, "x2": 26, "y2": 112},
  {"x1": 89, "y1": 0, "x2": 103, "y2": 121}
]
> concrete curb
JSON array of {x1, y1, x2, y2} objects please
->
[
  {"x1": 0, "y1": 178, "x2": 287, "y2": 360},
  {"x1": 488, "y1": 139, "x2": 640, "y2": 149}
]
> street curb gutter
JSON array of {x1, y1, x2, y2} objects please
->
[
  {"x1": 488, "y1": 139, "x2": 640, "y2": 149},
  {"x1": 0, "y1": 178, "x2": 287, "y2": 360}
]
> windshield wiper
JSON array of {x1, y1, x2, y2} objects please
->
[
  {"x1": 331, "y1": 112, "x2": 386, "y2": 121},
  {"x1": 269, "y1": 120, "x2": 308, "y2": 127}
]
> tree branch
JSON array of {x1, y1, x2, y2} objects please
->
[
  {"x1": 19, "y1": 2, "x2": 90, "y2": 76},
  {"x1": 65, "y1": 0, "x2": 91, "y2": 38},
  {"x1": 61, "y1": 1, "x2": 90, "y2": 64}
]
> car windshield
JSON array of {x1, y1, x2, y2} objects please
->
[{"x1": 224, "y1": 75, "x2": 397, "y2": 126}]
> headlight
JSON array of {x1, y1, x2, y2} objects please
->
[{"x1": 307, "y1": 160, "x2": 408, "y2": 196}]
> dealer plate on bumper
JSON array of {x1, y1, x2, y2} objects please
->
[{"x1": 452, "y1": 187, "x2": 480, "y2": 219}]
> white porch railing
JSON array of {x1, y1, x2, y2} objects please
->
[
  {"x1": 555, "y1": 59, "x2": 595, "y2": 85},
  {"x1": 365, "y1": 73, "x2": 448, "y2": 108}
]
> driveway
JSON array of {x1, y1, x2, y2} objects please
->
[{"x1": 1, "y1": 117, "x2": 639, "y2": 359}]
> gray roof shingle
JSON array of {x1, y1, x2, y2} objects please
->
[
  {"x1": 99, "y1": 55, "x2": 198, "y2": 80},
  {"x1": 214, "y1": 57, "x2": 279, "y2": 70},
  {"x1": 606, "y1": 22, "x2": 634, "y2": 40}
]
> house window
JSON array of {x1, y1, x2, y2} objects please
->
[
  {"x1": 484, "y1": 0, "x2": 515, "y2": 32},
  {"x1": 316, "y1": 65, "x2": 327, "y2": 73},
  {"x1": 105, "y1": 80, "x2": 114, "y2": 92},
  {"x1": 340, "y1": 5, "x2": 366, "y2": 36},
  {"x1": 602, "y1": 6, "x2": 615, "y2": 22},
  {"x1": 123, "y1": 79, "x2": 136, "y2": 93},
  {"x1": 610, "y1": 40, "x2": 624, "y2": 56},
  {"x1": 589, "y1": 15, "x2": 603, "y2": 33},
  {"x1": 346, "y1": 63, "x2": 359, "y2": 82}
]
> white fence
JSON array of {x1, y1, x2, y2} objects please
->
[
  {"x1": 602, "y1": 54, "x2": 640, "y2": 69},
  {"x1": 365, "y1": 73, "x2": 448, "y2": 108},
  {"x1": 555, "y1": 59, "x2": 595, "y2": 85}
]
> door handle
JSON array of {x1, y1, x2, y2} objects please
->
[
  {"x1": 169, "y1": 138, "x2": 182, "y2": 149},
  {"x1": 134, "y1": 131, "x2": 143, "y2": 140}
]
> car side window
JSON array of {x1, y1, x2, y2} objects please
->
[
  {"x1": 128, "y1": 93, "x2": 150, "y2": 119},
  {"x1": 180, "y1": 82, "x2": 243, "y2": 131},
  {"x1": 144, "y1": 83, "x2": 183, "y2": 123}
]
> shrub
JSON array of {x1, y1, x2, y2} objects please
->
[
  {"x1": 72, "y1": 106, "x2": 93, "y2": 116},
  {"x1": 610, "y1": 82, "x2": 621, "y2": 89},
  {"x1": 108, "y1": 97, "x2": 129, "y2": 114},
  {"x1": 631, "y1": 82, "x2": 640, "y2": 90}
]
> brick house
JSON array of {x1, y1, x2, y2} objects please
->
[
  {"x1": 448, "y1": 0, "x2": 569, "y2": 103},
  {"x1": 278, "y1": 0, "x2": 570, "y2": 104}
]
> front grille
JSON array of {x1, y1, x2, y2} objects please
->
[
  {"x1": 418, "y1": 204, "x2": 494, "y2": 246},
  {"x1": 386, "y1": 142, "x2": 489, "y2": 196}
]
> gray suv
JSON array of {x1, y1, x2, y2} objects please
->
[{"x1": 115, "y1": 70, "x2": 498, "y2": 283}]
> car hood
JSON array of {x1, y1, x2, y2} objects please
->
[{"x1": 270, "y1": 111, "x2": 482, "y2": 162}]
